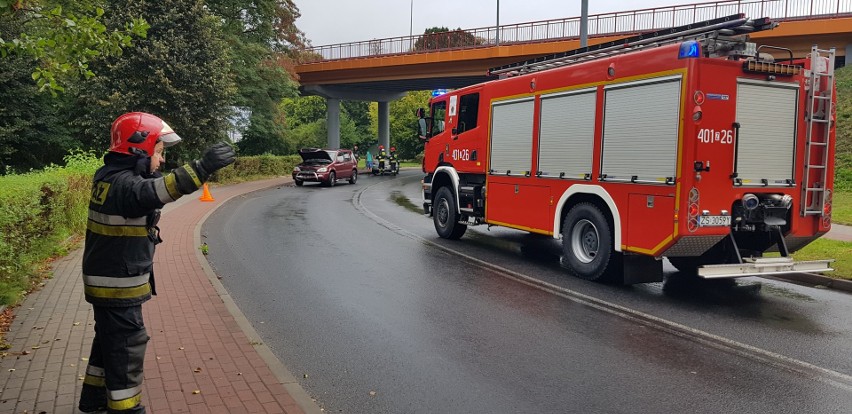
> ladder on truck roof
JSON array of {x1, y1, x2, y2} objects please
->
[
  {"x1": 801, "y1": 46, "x2": 836, "y2": 216},
  {"x1": 488, "y1": 14, "x2": 777, "y2": 77}
]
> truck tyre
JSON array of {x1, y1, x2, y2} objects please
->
[
  {"x1": 434, "y1": 186, "x2": 467, "y2": 240},
  {"x1": 561, "y1": 203, "x2": 619, "y2": 282}
]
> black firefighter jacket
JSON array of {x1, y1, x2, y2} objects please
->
[{"x1": 82, "y1": 154, "x2": 204, "y2": 307}]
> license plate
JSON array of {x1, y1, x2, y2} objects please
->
[{"x1": 699, "y1": 215, "x2": 731, "y2": 227}]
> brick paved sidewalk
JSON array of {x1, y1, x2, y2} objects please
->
[{"x1": 0, "y1": 177, "x2": 320, "y2": 413}]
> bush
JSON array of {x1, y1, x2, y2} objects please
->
[
  {"x1": 835, "y1": 65, "x2": 851, "y2": 191},
  {"x1": 211, "y1": 154, "x2": 301, "y2": 183},
  {"x1": 0, "y1": 151, "x2": 100, "y2": 305}
]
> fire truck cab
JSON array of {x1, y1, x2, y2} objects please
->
[{"x1": 419, "y1": 15, "x2": 835, "y2": 284}]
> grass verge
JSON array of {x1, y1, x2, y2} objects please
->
[
  {"x1": 832, "y1": 191, "x2": 852, "y2": 225},
  {"x1": 781, "y1": 238, "x2": 852, "y2": 280}
]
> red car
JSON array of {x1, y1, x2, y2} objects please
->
[{"x1": 292, "y1": 148, "x2": 358, "y2": 187}]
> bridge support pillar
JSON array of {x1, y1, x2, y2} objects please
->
[
  {"x1": 326, "y1": 98, "x2": 341, "y2": 149},
  {"x1": 846, "y1": 43, "x2": 851, "y2": 66},
  {"x1": 378, "y1": 101, "x2": 390, "y2": 150},
  {"x1": 301, "y1": 85, "x2": 406, "y2": 149}
]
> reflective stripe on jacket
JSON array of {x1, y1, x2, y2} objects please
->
[{"x1": 83, "y1": 158, "x2": 203, "y2": 307}]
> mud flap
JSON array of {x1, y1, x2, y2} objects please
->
[{"x1": 623, "y1": 254, "x2": 664, "y2": 284}]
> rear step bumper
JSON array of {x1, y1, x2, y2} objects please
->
[{"x1": 697, "y1": 257, "x2": 834, "y2": 279}]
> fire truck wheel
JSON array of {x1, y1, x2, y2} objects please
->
[
  {"x1": 433, "y1": 186, "x2": 467, "y2": 240},
  {"x1": 561, "y1": 203, "x2": 617, "y2": 282}
]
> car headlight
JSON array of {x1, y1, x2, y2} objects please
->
[
  {"x1": 317, "y1": 167, "x2": 328, "y2": 173},
  {"x1": 293, "y1": 167, "x2": 300, "y2": 172}
]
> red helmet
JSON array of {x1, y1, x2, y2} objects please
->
[
  {"x1": 379, "y1": 145, "x2": 384, "y2": 150},
  {"x1": 390, "y1": 146, "x2": 396, "y2": 152},
  {"x1": 109, "y1": 112, "x2": 182, "y2": 156}
]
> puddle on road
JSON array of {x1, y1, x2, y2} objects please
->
[
  {"x1": 759, "y1": 284, "x2": 816, "y2": 302},
  {"x1": 390, "y1": 190, "x2": 423, "y2": 213}
]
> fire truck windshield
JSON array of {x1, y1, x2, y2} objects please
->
[{"x1": 431, "y1": 101, "x2": 447, "y2": 136}]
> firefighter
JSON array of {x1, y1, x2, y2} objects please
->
[
  {"x1": 376, "y1": 145, "x2": 387, "y2": 174},
  {"x1": 389, "y1": 146, "x2": 399, "y2": 174},
  {"x1": 78, "y1": 112, "x2": 235, "y2": 414}
]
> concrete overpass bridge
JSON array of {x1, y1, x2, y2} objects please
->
[{"x1": 295, "y1": 0, "x2": 852, "y2": 149}]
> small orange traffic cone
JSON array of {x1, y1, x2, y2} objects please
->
[{"x1": 199, "y1": 183, "x2": 215, "y2": 202}]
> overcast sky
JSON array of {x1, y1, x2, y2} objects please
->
[{"x1": 296, "y1": 0, "x2": 704, "y2": 46}]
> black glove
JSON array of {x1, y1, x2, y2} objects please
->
[{"x1": 193, "y1": 142, "x2": 236, "y2": 181}]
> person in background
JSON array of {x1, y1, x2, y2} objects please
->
[
  {"x1": 353, "y1": 145, "x2": 360, "y2": 168},
  {"x1": 366, "y1": 149, "x2": 373, "y2": 170},
  {"x1": 78, "y1": 112, "x2": 235, "y2": 414},
  {"x1": 389, "y1": 146, "x2": 399, "y2": 174}
]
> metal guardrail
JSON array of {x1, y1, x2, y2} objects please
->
[{"x1": 305, "y1": 0, "x2": 852, "y2": 61}]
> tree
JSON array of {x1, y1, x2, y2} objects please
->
[
  {"x1": 0, "y1": 0, "x2": 148, "y2": 172},
  {"x1": 235, "y1": 110, "x2": 290, "y2": 155},
  {"x1": 280, "y1": 95, "x2": 326, "y2": 127},
  {"x1": 0, "y1": 47, "x2": 73, "y2": 172},
  {"x1": 205, "y1": 0, "x2": 306, "y2": 157},
  {"x1": 71, "y1": 0, "x2": 235, "y2": 163},
  {"x1": 206, "y1": 0, "x2": 307, "y2": 56},
  {"x1": 341, "y1": 100, "x2": 372, "y2": 147},
  {"x1": 413, "y1": 27, "x2": 481, "y2": 51},
  {"x1": 274, "y1": 95, "x2": 370, "y2": 153},
  {"x1": 0, "y1": 4, "x2": 75, "y2": 172},
  {"x1": 0, "y1": 0, "x2": 148, "y2": 93},
  {"x1": 283, "y1": 117, "x2": 360, "y2": 152}
]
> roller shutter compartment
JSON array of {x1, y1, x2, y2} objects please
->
[
  {"x1": 734, "y1": 79, "x2": 798, "y2": 186},
  {"x1": 538, "y1": 89, "x2": 596, "y2": 179},
  {"x1": 601, "y1": 76, "x2": 682, "y2": 184},
  {"x1": 490, "y1": 98, "x2": 535, "y2": 176}
]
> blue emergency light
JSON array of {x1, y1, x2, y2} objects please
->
[
  {"x1": 431, "y1": 89, "x2": 449, "y2": 97},
  {"x1": 678, "y1": 41, "x2": 701, "y2": 59}
]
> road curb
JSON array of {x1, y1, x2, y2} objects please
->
[{"x1": 767, "y1": 272, "x2": 852, "y2": 293}]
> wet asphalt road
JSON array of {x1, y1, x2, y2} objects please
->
[{"x1": 202, "y1": 170, "x2": 852, "y2": 413}]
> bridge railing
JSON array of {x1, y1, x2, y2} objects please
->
[{"x1": 305, "y1": 0, "x2": 851, "y2": 61}]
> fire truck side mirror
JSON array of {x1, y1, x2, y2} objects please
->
[{"x1": 417, "y1": 118, "x2": 429, "y2": 141}]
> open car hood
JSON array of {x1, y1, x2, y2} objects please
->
[{"x1": 298, "y1": 148, "x2": 334, "y2": 163}]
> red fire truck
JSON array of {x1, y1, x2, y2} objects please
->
[{"x1": 418, "y1": 14, "x2": 836, "y2": 284}]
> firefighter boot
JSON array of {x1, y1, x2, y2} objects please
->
[{"x1": 80, "y1": 333, "x2": 107, "y2": 413}]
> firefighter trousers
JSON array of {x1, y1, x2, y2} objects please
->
[{"x1": 79, "y1": 305, "x2": 149, "y2": 414}]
